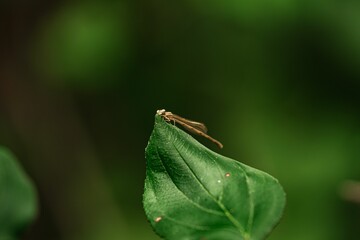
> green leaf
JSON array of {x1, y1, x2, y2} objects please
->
[
  {"x1": 143, "y1": 115, "x2": 286, "y2": 240},
  {"x1": 0, "y1": 147, "x2": 37, "y2": 239}
]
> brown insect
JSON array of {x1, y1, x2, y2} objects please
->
[{"x1": 156, "y1": 109, "x2": 223, "y2": 149}]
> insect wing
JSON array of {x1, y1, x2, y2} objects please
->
[{"x1": 171, "y1": 114, "x2": 208, "y2": 133}]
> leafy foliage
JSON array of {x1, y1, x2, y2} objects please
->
[
  {"x1": 0, "y1": 147, "x2": 37, "y2": 240},
  {"x1": 143, "y1": 115, "x2": 286, "y2": 240}
]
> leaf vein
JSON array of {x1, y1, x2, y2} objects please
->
[
  {"x1": 161, "y1": 215, "x2": 211, "y2": 231},
  {"x1": 154, "y1": 146, "x2": 225, "y2": 216},
  {"x1": 172, "y1": 144, "x2": 247, "y2": 238}
]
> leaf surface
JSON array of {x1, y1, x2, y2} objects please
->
[
  {"x1": 0, "y1": 147, "x2": 37, "y2": 239},
  {"x1": 144, "y1": 115, "x2": 285, "y2": 240}
]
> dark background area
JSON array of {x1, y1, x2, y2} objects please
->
[{"x1": 1, "y1": 0, "x2": 360, "y2": 239}]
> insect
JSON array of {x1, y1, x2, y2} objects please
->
[{"x1": 156, "y1": 109, "x2": 223, "y2": 149}]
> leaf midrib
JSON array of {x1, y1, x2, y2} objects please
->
[
  {"x1": 171, "y1": 143, "x2": 248, "y2": 238},
  {"x1": 154, "y1": 146, "x2": 225, "y2": 216}
]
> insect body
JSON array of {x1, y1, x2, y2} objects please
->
[{"x1": 156, "y1": 109, "x2": 223, "y2": 149}]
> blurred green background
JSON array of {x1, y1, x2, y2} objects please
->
[{"x1": 1, "y1": 0, "x2": 360, "y2": 239}]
